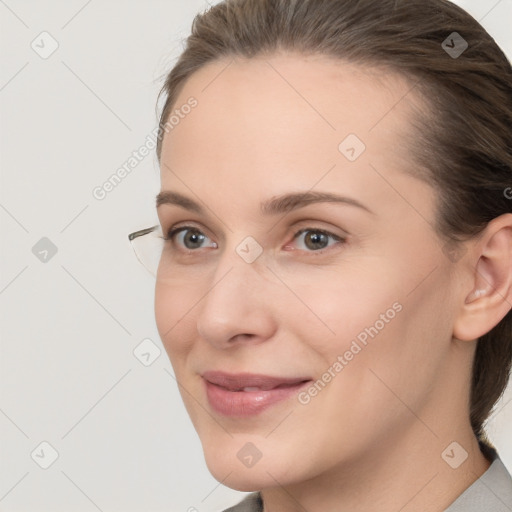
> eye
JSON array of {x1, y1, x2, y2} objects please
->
[
  {"x1": 289, "y1": 228, "x2": 346, "y2": 252},
  {"x1": 164, "y1": 226, "x2": 218, "y2": 251},
  {"x1": 163, "y1": 225, "x2": 346, "y2": 253}
]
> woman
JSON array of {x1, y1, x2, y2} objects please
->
[{"x1": 131, "y1": 0, "x2": 512, "y2": 509}]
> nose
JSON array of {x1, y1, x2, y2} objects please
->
[{"x1": 195, "y1": 252, "x2": 278, "y2": 349}]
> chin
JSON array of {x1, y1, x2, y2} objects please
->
[
  {"x1": 201, "y1": 438, "x2": 301, "y2": 492},
  {"x1": 204, "y1": 461, "x2": 276, "y2": 492}
]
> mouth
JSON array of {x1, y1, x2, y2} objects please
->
[{"x1": 202, "y1": 371, "x2": 312, "y2": 417}]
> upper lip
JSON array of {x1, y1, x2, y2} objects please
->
[{"x1": 202, "y1": 371, "x2": 312, "y2": 391}]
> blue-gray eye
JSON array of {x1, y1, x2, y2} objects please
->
[{"x1": 164, "y1": 226, "x2": 345, "y2": 253}]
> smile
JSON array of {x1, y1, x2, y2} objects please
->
[{"x1": 202, "y1": 371, "x2": 312, "y2": 417}]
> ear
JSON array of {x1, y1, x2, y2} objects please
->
[{"x1": 453, "y1": 213, "x2": 512, "y2": 342}]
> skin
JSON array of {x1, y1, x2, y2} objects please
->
[{"x1": 154, "y1": 53, "x2": 512, "y2": 511}]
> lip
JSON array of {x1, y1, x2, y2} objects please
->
[{"x1": 202, "y1": 371, "x2": 312, "y2": 417}]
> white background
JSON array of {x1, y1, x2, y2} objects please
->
[{"x1": 1, "y1": 1, "x2": 511, "y2": 511}]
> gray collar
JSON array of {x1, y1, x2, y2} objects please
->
[{"x1": 444, "y1": 441, "x2": 512, "y2": 511}]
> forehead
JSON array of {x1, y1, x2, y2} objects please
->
[{"x1": 159, "y1": 53, "x2": 431, "y2": 220}]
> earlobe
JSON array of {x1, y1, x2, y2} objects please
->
[{"x1": 453, "y1": 214, "x2": 512, "y2": 342}]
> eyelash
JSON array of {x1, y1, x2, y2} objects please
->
[{"x1": 162, "y1": 225, "x2": 346, "y2": 255}]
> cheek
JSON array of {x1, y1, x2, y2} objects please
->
[
  {"x1": 319, "y1": 271, "x2": 453, "y2": 423},
  {"x1": 154, "y1": 281, "x2": 195, "y2": 362},
  {"x1": 291, "y1": 266, "x2": 403, "y2": 357},
  {"x1": 300, "y1": 258, "x2": 452, "y2": 409}
]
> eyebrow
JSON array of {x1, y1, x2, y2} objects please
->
[{"x1": 155, "y1": 190, "x2": 375, "y2": 216}]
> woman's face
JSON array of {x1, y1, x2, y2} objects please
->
[{"x1": 155, "y1": 54, "x2": 465, "y2": 490}]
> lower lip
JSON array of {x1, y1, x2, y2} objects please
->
[{"x1": 204, "y1": 379, "x2": 311, "y2": 417}]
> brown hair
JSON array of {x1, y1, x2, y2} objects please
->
[{"x1": 155, "y1": 0, "x2": 512, "y2": 444}]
